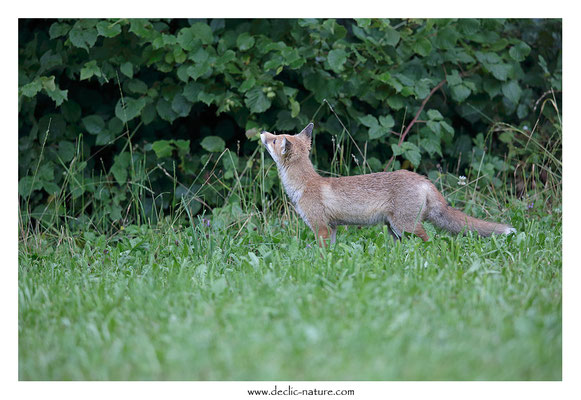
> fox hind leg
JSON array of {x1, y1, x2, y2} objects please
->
[
  {"x1": 391, "y1": 220, "x2": 429, "y2": 242},
  {"x1": 412, "y1": 223, "x2": 429, "y2": 241},
  {"x1": 315, "y1": 225, "x2": 332, "y2": 247},
  {"x1": 385, "y1": 223, "x2": 401, "y2": 241},
  {"x1": 317, "y1": 226, "x2": 338, "y2": 247}
]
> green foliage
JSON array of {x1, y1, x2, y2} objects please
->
[
  {"x1": 200, "y1": 136, "x2": 225, "y2": 153},
  {"x1": 18, "y1": 18, "x2": 562, "y2": 229}
]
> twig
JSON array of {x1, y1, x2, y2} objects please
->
[
  {"x1": 383, "y1": 67, "x2": 480, "y2": 171},
  {"x1": 533, "y1": 88, "x2": 561, "y2": 112},
  {"x1": 383, "y1": 79, "x2": 445, "y2": 171},
  {"x1": 399, "y1": 79, "x2": 447, "y2": 147}
]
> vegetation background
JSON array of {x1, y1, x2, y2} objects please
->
[
  {"x1": 18, "y1": 18, "x2": 561, "y2": 229},
  {"x1": 18, "y1": 18, "x2": 562, "y2": 381}
]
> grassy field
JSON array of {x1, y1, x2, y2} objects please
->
[{"x1": 18, "y1": 202, "x2": 561, "y2": 380}]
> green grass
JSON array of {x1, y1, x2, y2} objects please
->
[{"x1": 18, "y1": 204, "x2": 561, "y2": 380}]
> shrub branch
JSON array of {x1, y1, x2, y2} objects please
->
[{"x1": 384, "y1": 67, "x2": 480, "y2": 171}]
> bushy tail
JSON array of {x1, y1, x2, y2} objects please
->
[{"x1": 427, "y1": 202, "x2": 516, "y2": 237}]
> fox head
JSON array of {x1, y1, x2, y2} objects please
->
[{"x1": 260, "y1": 123, "x2": 314, "y2": 166}]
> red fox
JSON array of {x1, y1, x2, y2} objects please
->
[{"x1": 260, "y1": 123, "x2": 516, "y2": 247}]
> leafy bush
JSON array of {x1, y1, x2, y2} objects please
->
[{"x1": 18, "y1": 18, "x2": 562, "y2": 230}]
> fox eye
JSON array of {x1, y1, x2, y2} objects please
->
[{"x1": 273, "y1": 139, "x2": 277, "y2": 144}]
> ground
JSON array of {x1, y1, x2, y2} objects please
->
[{"x1": 18, "y1": 209, "x2": 561, "y2": 380}]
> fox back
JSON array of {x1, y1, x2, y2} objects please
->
[{"x1": 261, "y1": 123, "x2": 515, "y2": 246}]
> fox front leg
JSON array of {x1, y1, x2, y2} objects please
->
[{"x1": 314, "y1": 225, "x2": 335, "y2": 248}]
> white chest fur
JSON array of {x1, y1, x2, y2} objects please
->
[{"x1": 278, "y1": 166, "x2": 311, "y2": 229}]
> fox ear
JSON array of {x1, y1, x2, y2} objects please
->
[
  {"x1": 298, "y1": 123, "x2": 314, "y2": 140},
  {"x1": 281, "y1": 137, "x2": 292, "y2": 155}
]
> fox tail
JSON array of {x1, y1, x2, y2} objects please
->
[{"x1": 427, "y1": 195, "x2": 515, "y2": 237}]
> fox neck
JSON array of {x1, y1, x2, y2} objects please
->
[{"x1": 278, "y1": 154, "x2": 319, "y2": 205}]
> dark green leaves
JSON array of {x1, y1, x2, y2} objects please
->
[
  {"x1": 476, "y1": 51, "x2": 512, "y2": 81},
  {"x1": 427, "y1": 109, "x2": 443, "y2": 121},
  {"x1": 239, "y1": 77, "x2": 256, "y2": 93},
  {"x1": 177, "y1": 27, "x2": 199, "y2": 51},
  {"x1": 476, "y1": 51, "x2": 502, "y2": 64},
  {"x1": 18, "y1": 176, "x2": 43, "y2": 197},
  {"x1": 96, "y1": 20, "x2": 122, "y2": 38},
  {"x1": 129, "y1": 19, "x2": 155, "y2": 39},
  {"x1": 82, "y1": 115, "x2": 105, "y2": 134},
  {"x1": 176, "y1": 22, "x2": 213, "y2": 51},
  {"x1": 435, "y1": 27, "x2": 459, "y2": 49},
  {"x1": 62, "y1": 100, "x2": 81, "y2": 122},
  {"x1": 152, "y1": 140, "x2": 174, "y2": 158},
  {"x1": 425, "y1": 110, "x2": 454, "y2": 147},
  {"x1": 198, "y1": 91, "x2": 217, "y2": 106},
  {"x1": 488, "y1": 63, "x2": 512, "y2": 81},
  {"x1": 379, "y1": 115, "x2": 395, "y2": 129},
  {"x1": 236, "y1": 33, "x2": 255, "y2": 51},
  {"x1": 69, "y1": 21, "x2": 98, "y2": 52},
  {"x1": 187, "y1": 62, "x2": 212, "y2": 81},
  {"x1": 446, "y1": 70, "x2": 471, "y2": 103},
  {"x1": 57, "y1": 140, "x2": 76, "y2": 162},
  {"x1": 191, "y1": 22, "x2": 214, "y2": 45},
  {"x1": 20, "y1": 79, "x2": 43, "y2": 98},
  {"x1": 387, "y1": 95, "x2": 404, "y2": 110},
  {"x1": 110, "y1": 152, "x2": 131, "y2": 185},
  {"x1": 290, "y1": 98, "x2": 300, "y2": 118},
  {"x1": 200, "y1": 136, "x2": 226, "y2": 152},
  {"x1": 183, "y1": 82, "x2": 203, "y2": 102},
  {"x1": 391, "y1": 142, "x2": 421, "y2": 167},
  {"x1": 40, "y1": 76, "x2": 56, "y2": 92},
  {"x1": 245, "y1": 87, "x2": 272, "y2": 114},
  {"x1": 80, "y1": 60, "x2": 102, "y2": 80},
  {"x1": 264, "y1": 55, "x2": 283, "y2": 72},
  {"x1": 156, "y1": 98, "x2": 178, "y2": 123},
  {"x1": 450, "y1": 84, "x2": 471, "y2": 103},
  {"x1": 126, "y1": 79, "x2": 147, "y2": 94},
  {"x1": 49, "y1": 22, "x2": 71, "y2": 39},
  {"x1": 414, "y1": 79, "x2": 431, "y2": 99},
  {"x1": 509, "y1": 41, "x2": 532, "y2": 62},
  {"x1": 115, "y1": 97, "x2": 146, "y2": 123},
  {"x1": 152, "y1": 139, "x2": 191, "y2": 158},
  {"x1": 446, "y1": 70, "x2": 463, "y2": 86},
  {"x1": 39, "y1": 50, "x2": 63, "y2": 74},
  {"x1": 120, "y1": 62, "x2": 134, "y2": 78},
  {"x1": 502, "y1": 80, "x2": 522, "y2": 104},
  {"x1": 19, "y1": 76, "x2": 68, "y2": 106},
  {"x1": 413, "y1": 37, "x2": 432, "y2": 57},
  {"x1": 384, "y1": 26, "x2": 401, "y2": 47},
  {"x1": 217, "y1": 49, "x2": 236, "y2": 66},
  {"x1": 359, "y1": 114, "x2": 395, "y2": 140},
  {"x1": 420, "y1": 129, "x2": 443, "y2": 157},
  {"x1": 171, "y1": 94, "x2": 192, "y2": 117},
  {"x1": 327, "y1": 49, "x2": 347, "y2": 73},
  {"x1": 458, "y1": 19, "x2": 480, "y2": 36},
  {"x1": 282, "y1": 47, "x2": 305, "y2": 69}
]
